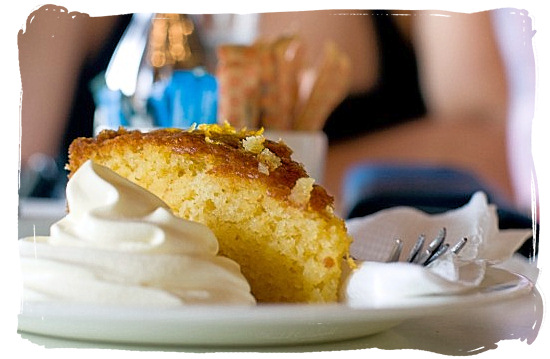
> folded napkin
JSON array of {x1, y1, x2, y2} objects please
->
[{"x1": 341, "y1": 191, "x2": 532, "y2": 307}]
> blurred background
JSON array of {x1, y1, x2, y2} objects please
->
[{"x1": 18, "y1": 6, "x2": 538, "y2": 256}]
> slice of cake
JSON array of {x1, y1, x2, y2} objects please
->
[{"x1": 66, "y1": 124, "x2": 352, "y2": 303}]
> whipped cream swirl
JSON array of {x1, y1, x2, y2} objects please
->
[{"x1": 19, "y1": 160, "x2": 256, "y2": 306}]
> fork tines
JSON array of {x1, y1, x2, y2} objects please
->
[
  {"x1": 450, "y1": 237, "x2": 468, "y2": 254},
  {"x1": 413, "y1": 227, "x2": 447, "y2": 265},
  {"x1": 387, "y1": 238, "x2": 403, "y2": 262},
  {"x1": 406, "y1": 234, "x2": 425, "y2": 263},
  {"x1": 385, "y1": 228, "x2": 468, "y2": 265}
]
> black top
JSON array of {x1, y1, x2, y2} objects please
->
[{"x1": 323, "y1": 11, "x2": 426, "y2": 142}]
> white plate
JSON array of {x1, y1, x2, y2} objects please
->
[{"x1": 17, "y1": 267, "x2": 532, "y2": 347}]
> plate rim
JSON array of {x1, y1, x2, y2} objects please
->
[{"x1": 17, "y1": 267, "x2": 533, "y2": 346}]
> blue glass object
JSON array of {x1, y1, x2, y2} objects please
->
[{"x1": 148, "y1": 68, "x2": 218, "y2": 128}]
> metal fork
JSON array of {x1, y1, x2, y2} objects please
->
[{"x1": 387, "y1": 227, "x2": 468, "y2": 266}]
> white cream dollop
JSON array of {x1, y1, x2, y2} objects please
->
[{"x1": 19, "y1": 160, "x2": 256, "y2": 306}]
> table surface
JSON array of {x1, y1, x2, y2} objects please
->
[{"x1": 16, "y1": 198, "x2": 546, "y2": 355}]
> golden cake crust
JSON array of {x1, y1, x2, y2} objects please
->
[{"x1": 68, "y1": 126, "x2": 334, "y2": 213}]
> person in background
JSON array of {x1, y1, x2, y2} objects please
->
[
  {"x1": 257, "y1": 10, "x2": 516, "y2": 212},
  {"x1": 19, "y1": 7, "x2": 535, "y2": 220}
]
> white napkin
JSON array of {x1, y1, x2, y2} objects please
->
[{"x1": 341, "y1": 191, "x2": 532, "y2": 307}]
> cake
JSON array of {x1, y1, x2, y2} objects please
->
[{"x1": 66, "y1": 123, "x2": 352, "y2": 303}]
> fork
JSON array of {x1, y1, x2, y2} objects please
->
[{"x1": 387, "y1": 227, "x2": 467, "y2": 266}]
